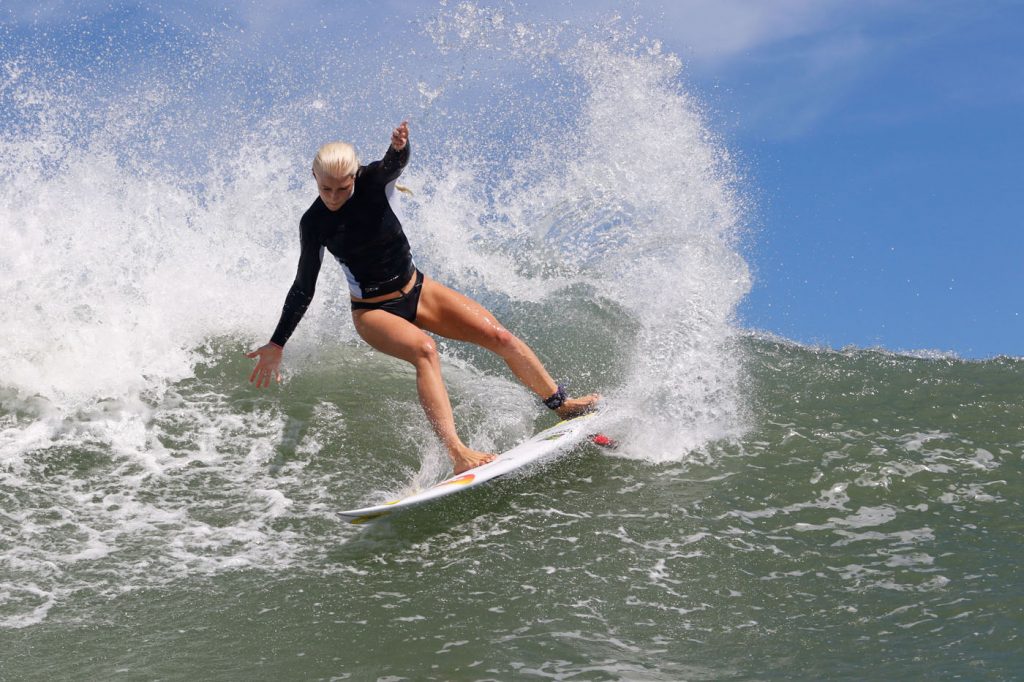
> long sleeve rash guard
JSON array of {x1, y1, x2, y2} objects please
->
[{"x1": 270, "y1": 144, "x2": 412, "y2": 347}]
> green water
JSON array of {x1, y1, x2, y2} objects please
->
[{"x1": 3, "y1": 339, "x2": 1021, "y2": 681}]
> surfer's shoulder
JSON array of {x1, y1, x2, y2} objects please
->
[
  {"x1": 298, "y1": 199, "x2": 328, "y2": 239},
  {"x1": 302, "y1": 197, "x2": 333, "y2": 221}
]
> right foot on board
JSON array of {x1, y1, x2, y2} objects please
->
[{"x1": 555, "y1": 393, "x2": 602, "y2": 420}]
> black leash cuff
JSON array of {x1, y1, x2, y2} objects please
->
[{"x1": 543, "y1": 384, "x2": 567, "y2": 411}]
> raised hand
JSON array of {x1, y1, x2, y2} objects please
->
[{"x1": 391, "y1": 121, "x2": 409, "y2": 152}]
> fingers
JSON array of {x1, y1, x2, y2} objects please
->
[
  {"x1": 250, "y1": 367, "x2": 270, "y2": 388},
  {"x1": 251, "y1": 368, "x2": 278, "y2": 389},
  {"x1": 391, "y1": 121, "x2": 409, "y2": 149},
  {"x1": 247, "y1": 348, "x2": 266, "y2": 386},
  {"x1": 247, "y1": 346, "x2": 282, "y2": 388}
]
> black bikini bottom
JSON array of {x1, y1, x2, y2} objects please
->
[{"x1": 349, "y1": 270, "x2": 424, "y2": 323}]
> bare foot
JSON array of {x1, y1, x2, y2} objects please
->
[
  {"x1": 452, "y1": 446, "x2": 497, "y2": 475},
  {"x1": 555, "y1": 393, "x2": 602, "y2": 420}
]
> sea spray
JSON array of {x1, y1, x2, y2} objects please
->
[
  {"x1": 3, "y1": 4, "x2": 750, "y2": 458},
  {"x1": 1, "y1": 2, "x2": 753, "y2": 629},
  {"x1": 415, "y1": 7, "x2": 753, "y2": 457},
  {"x1": 548, "y1": 38, "x2": 749, "y2": 457}
]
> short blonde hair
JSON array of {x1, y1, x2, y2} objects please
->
[{"x1": 312, "y1": 141, "x2": 359, "y2": 178}]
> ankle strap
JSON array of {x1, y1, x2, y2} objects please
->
[{"x1": 543, "y1": 385, "x2": 567, "y2": 410}]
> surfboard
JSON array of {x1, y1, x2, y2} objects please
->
[{"x1": 338, "y1": 407, "x2": 608, "y2": 524}]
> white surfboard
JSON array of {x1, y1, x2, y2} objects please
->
[{"x1": 338, "y1": 407, "x2": 608, "y2": 524}]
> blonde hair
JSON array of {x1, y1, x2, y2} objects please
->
[{"x1": 312, "y1": 141, "x2": 359, "y2": 178}]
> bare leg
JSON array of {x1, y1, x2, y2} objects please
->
[
  {"x1": 353, "y1": 308, "x2": 496, "y2": 474},
  {"x1": 415, "y1": 275, "x2": 600, "y2": 418}
]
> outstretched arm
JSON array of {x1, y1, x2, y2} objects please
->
[
  {"x1": 246, "y1": 342, "x2": 283, "y2": 388},
  {"x1": 246, "y1": 217, "x2": 322, "y2": 389}
]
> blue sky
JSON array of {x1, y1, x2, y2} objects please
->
[
  {"x1": 646, "y1": 0, "x2": 1024, "y2": 359},
  {"x1": 4, "y1": 0, "x2": 1021, "y2": 358}
]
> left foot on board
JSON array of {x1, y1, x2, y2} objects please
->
[{"x1": 451, "y1": 446, "x2": 497, "y2": 475}]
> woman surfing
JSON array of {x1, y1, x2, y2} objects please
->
[{"x1": 247, "y1": 121, "x2": 599, "y2": 474}]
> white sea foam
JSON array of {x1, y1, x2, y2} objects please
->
[
  {"x1": 0, "y1": 582, "x2": 57, "y2": 629},
  {"x1": 2, "y1": 10, "x2": 749, "y2": 454},
  {"x1": 1, "y1": 4, "x2": 756, "y2": 628},
  {"x1": 413, "y1": 12, "x2": 753, "y2": 461}
]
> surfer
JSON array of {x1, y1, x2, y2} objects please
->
[{"x1": 247, "y1": 121, "x2": 599, "y2": 474}]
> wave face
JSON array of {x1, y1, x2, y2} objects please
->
[
  {"x1": 2, "y1": 4, "x2": 1019, "y2": 681},
  {"x1": 1, "y1": 3, "x2": 750, "y2": 455}
]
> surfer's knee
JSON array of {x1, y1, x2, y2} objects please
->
[
  {"x1": 409, "y1": 335, "x2": 440, "y2": 368},
  {"x1": 487, "y1": 326, "x2": 520, "y2": 355}
]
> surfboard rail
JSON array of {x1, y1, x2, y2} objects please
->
[{"x1": 338, "y1": 407, "x2": 607, "y2": 524}]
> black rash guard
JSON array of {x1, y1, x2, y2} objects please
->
[{"x1": 270, "y1": 144, "x2": 412, "y2": 347}]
